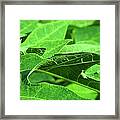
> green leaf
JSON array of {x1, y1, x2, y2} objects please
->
[
  {"x1": 28, "y1": 39, "x2": 72, "y2": 72},
  {"x1": 41, "y1": 39, "x2": 72, "y2": 59},
  {"x1": 31, "y1": 39, "x2": 66, "y2": 49},
  {"x1": 20, "y1": 21, "x2": 68, "y2": 52},
  {"x1": 39, "y1": 20, "x2": 95, "y2": 28},
  {"x1": 29, "y1": 71, "x2": 55, "y2": 83},
  {"x1": 20, "y1": 82, "x2": 84, "y2": 100},
  {"x1": 20, "y1": 20, "x2": 38, "y2": 37},
  {"x1": 38, "y1": 52, "x2": 100, "y2": 90},
  {"x1": 73, "y1": 25, "x2": 100, "y2": 44},
  {"x1": 23, "y1": 40, "x2": 72, "y2": 84},
  {"x1": 20, "y1": 53, "x2": 42, "y2": 71},
  {"x1": 27, "y1": 39, "x2": 72, "y2": 58},
  {"x1": 66, "y1": 83, "x2": 98, "y2": 100},
  {"x1": 24, "y1": 39, "x2": 68, "y2": 56},
  {"x1": 85, "y1": 64, "x2": 100, "y2": 81},
  {"x1": 69, "y1": 20, "x2": 95, "y2": 28},
  {"x1": 59, "y1": 43, "x2": 100, "y2": 55},
  {"x1": 39, "y1": 52, "x2": 100, "y2": 72}
]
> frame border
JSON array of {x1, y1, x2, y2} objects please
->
[{"x1": 0, "y1": 0, "x2": 119, "y2": 119}]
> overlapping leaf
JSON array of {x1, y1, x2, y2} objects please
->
[
  {"x1": 20, "y1": 20, "x2": 39, "y2": 37},
  {"x1": 66, "y1": 83, "x2": 98, "y2": 100},
  {"x1": 20, "y1": 40, "x2": 72, "y2": 73},
  {"x1": 20, "y1": 20, "x2": 100, "y2": 100},
  {"x1": 85, "y1": 64, "x2": 100, "y2": 81},
  {"x1": 69, "y1": 20, "x2": 96, "y2": 28},
  {"x1": 29, "y1": 71, "x2": 55, "y2": 83},
  {"x1": 38, "y1": 20, "x2": 95, "y2": 28},
  {"x1": 20, "y1": 53, "x2": 42, "y2": 72},
  {"x1": 35, "y1": 52, "x2": 100, "y2": 90},
  {"x1": 20, "y1": 82, "x2": 84, "y2": 100},
  {"x1": 59, "y1": 44, "x2": 100, "y2": 55},
  {"x1": 20, "y1": 21, "x2": 68, "y2": 52},
  {"x1": 73, "y1": 25, "x2": 100, "y2": 44}
]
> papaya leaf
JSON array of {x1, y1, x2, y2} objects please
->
[
  {"x1": 73, "y1": 25, "x2": 100, "y2": 44},
  {"x1": 39, "y1": 52, "x2": 100, "y2": 72},
  {"x1": 85, "y1": 64, "x2": 100, "y2": 81},
  {"x1": 69, "y1": 20, "x2": 95, "y2": 28},
  {"x1": 20, "y1": 21, "x2": 68, "y2": 52},
  {"x1": 20, "y1": 20, "x2": 39, "y2": 37},
  {"x1": 59, "y1": 43, "x2": 100, "y2": 55},
  {"x1": 38, "y1": 52, "x2": 100, "y2": 90},
  {"x1": 20, "y1": 82, "x2": 84, "y2": 100},
  {"x1": 25, "y1": 39, "x2": 72, "y2": 85},
  {"x1": 66, "y1": 83, "x2": 98, "y2": 100},
  {"x1": 39, "y1": 20, "x2": 95, "y2": 28},
  {"x1": 28, "y1": 69, "x2": 99, "y2": 93},
  {"x1": 25, "y1": 39, "x2": 69, "y2": 56},
  {"x1": 41, "y1": 39, "x2": 72, "y2": 59},
  {"x1": 29, "y1": 71, "x2": 55, "y2": 84},
  {"x1": 20, "y1": 53, "x2": 42, "y2": 72}
]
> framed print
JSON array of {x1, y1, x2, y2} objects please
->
[{"x1": 0, "y1": 0, "x2": 119, "y2": 119}]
